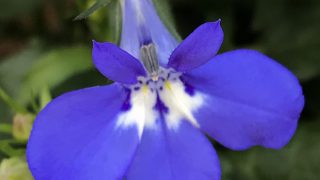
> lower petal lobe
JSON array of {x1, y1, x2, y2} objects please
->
[
  {"x1": 27, "y1": 84, "x2": 139, "y2": 180},
  {"x1": 125, "y1": 119, "x2": 221, "y2": 180},
  {"x1": 183, "y1": 49, "x2": 304, "y2": 150}
]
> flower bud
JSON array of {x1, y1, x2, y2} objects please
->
[{"x1": 12, "y1": 114, "x2": 34, "y2": 141}]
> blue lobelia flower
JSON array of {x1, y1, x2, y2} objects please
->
[{"x1": 27, "y1": 0, "x2": 304, "y2": 179}]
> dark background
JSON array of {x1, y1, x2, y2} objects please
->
[{"x1": 0, "y1": 0, "x2": 319, "y2": 179}]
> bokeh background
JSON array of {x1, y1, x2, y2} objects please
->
[{"x1": 0, "y1": 0, "x2": 319, "y2": 179}]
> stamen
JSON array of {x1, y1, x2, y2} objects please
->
[{"x1": 140, "y1": 43, "x2": 159, "y2": 81}]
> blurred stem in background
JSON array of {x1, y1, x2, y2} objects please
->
[{"x1": 0, "y1": 0, "x2": 320, "y2": 179}]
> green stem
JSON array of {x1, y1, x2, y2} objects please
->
[
  {"x1": 0, "y1": 139, "x2": 26, "y2": 157},
  {"x1": 0, "y1": 87, "x2": 27, "y2": 113},
  {"x1": 39, "y1": 86, "x2": 52, "y2": 111}
]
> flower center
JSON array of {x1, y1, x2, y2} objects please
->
[{"x1": 130, "y1": 68, "x2": 181, "y2": 93}]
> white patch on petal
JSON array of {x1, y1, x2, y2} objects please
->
[
  {"x1": 116, "y1": 85, "x2": 158, "y2": 138},
  {"x1": 159, "y1": 80, "x2": 204, "y2": 130}
]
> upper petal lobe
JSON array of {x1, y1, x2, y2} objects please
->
[
  {"x1": 182, "y1": 49, "x2": 304, "y2": 150},
  {"x1": 168, "y1": 20, "x2": 223, "y2": 72},
  {"x1": 92, "y1": 41, "x2": 146, "y2": 84}
]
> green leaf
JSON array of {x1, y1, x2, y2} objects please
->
[
  {"x1": 87, "y1": 0, "x2": 122, "y2": 43},
  {"x1": 18, "y1": 46, "x2": 93, "y2": 104},
  {"x1": 0, "y1": 41, "x2": 43, "y2": 99},
  {"x1": 74, "y1": 0, "x2": 114, "y2": 20}
]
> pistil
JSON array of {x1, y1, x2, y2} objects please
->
[{"x1": 140, "y1": 43, "x2": 159, "y2": 81}]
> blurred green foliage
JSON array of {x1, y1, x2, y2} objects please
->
[
  {"x1": 18, "y1": 46, "x2": 92, "y2": 104},
  {"x1": 0, "y1": 156, "x2": 33, "y2": 180},
  {"x1": 0, "y1": 0, "x2": 319, "y2": 179}
]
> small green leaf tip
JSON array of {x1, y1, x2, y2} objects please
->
[{"x1": 74, "y1": 0, "x2": 114, "y2": 21}]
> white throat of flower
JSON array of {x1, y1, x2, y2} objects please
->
[{"x1": 116, "y1": 67, "x2": 205, "y2": 138}]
